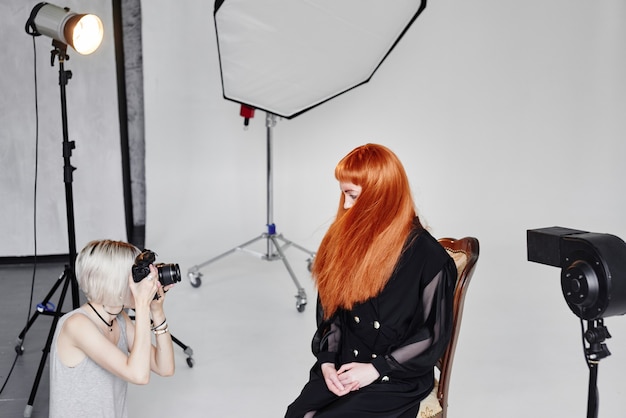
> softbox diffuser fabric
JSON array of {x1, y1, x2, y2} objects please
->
[{"x1": 214, "y1": 0, "x2": 427, "y2": 118}]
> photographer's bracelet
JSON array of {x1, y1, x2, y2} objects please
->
[
  {"x1": 151, "y1": 318, "x2": 167, "y2": 331},
  {"x1": 153, "y1": 326, "x2": 169, "y2": 336}
]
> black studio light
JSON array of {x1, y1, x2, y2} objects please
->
[
  {"x1": 22, "y1": 2, "x2": 105, "y2": 288},
  {"x1": 25, "y1": 2, "x2": 103, "y2": 55},
  {"x1": 527, "y1": 227, "x2": 626, "y2": 320},
  {"x1": 527, "y1": 226, "x2": 626, "y2": 418}
]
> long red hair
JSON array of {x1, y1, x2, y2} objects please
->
[{"x1": 313, "y1": 144, "x2": 419, "y2": 318}]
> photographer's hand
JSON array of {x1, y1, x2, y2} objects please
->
[
  {"x1": 129, "y1": 265, "x2": 159, "y2": 309},
  {"x1": 150, "y1": 279, "x2": 174, "y2": 315}
]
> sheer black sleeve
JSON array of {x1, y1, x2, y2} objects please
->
[
  {"x1": 371, "y1": 257, "x2": 456, "y2": 376},
  {"x1": 311, "y1": 296, "x2": 342, "y2": 365}
]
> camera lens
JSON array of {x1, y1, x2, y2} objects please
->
[{"x1": 156, "y1": 263, "x2": 182, "y2": 286}]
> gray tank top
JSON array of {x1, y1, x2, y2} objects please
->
[{"x1": 49, "y1": 307, "x2": 129, "y2": 418}]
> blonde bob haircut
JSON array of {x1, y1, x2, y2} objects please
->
[
  {"x1": 313, "y1": 143, "x2": 420, "y2": 318},
  {"x1": 75, "y1": 239, "x2": 140, "y2": 307}
]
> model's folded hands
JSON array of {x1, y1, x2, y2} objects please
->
[{"x1": 321, "y1": 362, "x2": 380, "y2": 396}]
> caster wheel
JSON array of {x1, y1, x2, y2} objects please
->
[
  {"x1": 188, "y1": 271, "x2": 202, "y2": 288},
  {"x1": 186, "y1": 357, "x2": 195, "y2": 368},
  {"x1": 296, "y1": 299, "x2": 307, "y2": 313}
]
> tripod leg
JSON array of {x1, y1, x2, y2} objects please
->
[
  {"x1": 268, "y1": 235, "x2": 307, "y2": 312},
  {"x1": 24, "y1": 269, "x2": 71, "y2": 417},
  {"x1": 273, "y1": 233, "x2": 316, "y2": 271},
  {"x1": 15, "y1": 269, "x2": 67, "y2": 352},
  {"x1": 171, "y1": 334, "x2": 194, "y2": 368},
  {"x1": 274, "y1": 234, "x2": 316, "y2": 259}
]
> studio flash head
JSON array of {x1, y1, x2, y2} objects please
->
[
  {"x1": 132, "y1": 249, "x2": 182, "y2": 287},
  {"x1": 527, "y1": 226, "x2": 626, "y2": 320}
]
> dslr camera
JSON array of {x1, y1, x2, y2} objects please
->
[{"x1": 132, "y1": 249, "x2": 181, "y2": 286}]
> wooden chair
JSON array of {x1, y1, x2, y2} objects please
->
[{"x1": 417, "y1": 237, "x2": 480, "y2": 418}]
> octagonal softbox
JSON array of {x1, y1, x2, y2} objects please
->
[{"x1": 214, "y1": 0, "x2": 427, "y2": 118}]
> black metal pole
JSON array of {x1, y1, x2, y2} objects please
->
[
  {"x1": 265, "y1": 113, "x2": 275, "y2": 257},
  {"x1": 584, "y1": 318, "x2": 611, "y2": 418},
  {"x1": 587, "y1": 362, "x2": 599, "y2": 418},
  {"x1": 56, "y1": 40, "x2": 80, "y2": 305}
]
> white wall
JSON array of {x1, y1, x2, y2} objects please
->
[
  {"x1": 142, "y1": 1, "x2": 626, "y2": 416},
  {"x1": 0, "y1": 0, "x2": 126, "y2": 256}
]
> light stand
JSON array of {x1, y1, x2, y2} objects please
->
[
  {"x1": 15, "y1": 40, "x2": 81, "y2": 418},
  {"x1": 528, "y1": 227, "x2": 626, "y2": 418},
  {"x1": 583, "y1": 318, "x2": 611, "y2": 418},
  {"x1": 187, "y1": 112, "x2": 315, "y2": 312}
]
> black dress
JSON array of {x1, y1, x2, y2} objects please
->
[{"x1": 285, "y1": 229, "x2": 456, "y2": 418}]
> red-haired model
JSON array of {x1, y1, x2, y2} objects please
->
[{"x1": 285, "y1": 144, "x2": 456, "y2": 418}]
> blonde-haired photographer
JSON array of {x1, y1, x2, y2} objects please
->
[{"x1": 49, "y1": 239, "x2": 175, "y2": 418}]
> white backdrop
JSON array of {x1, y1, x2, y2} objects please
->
[
  {"x1": 142, "y1": 1, "x2": 626, "y2": 416},
  {"x1": 0, "y1": 0, "x2": 126, "y2": 257}
]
